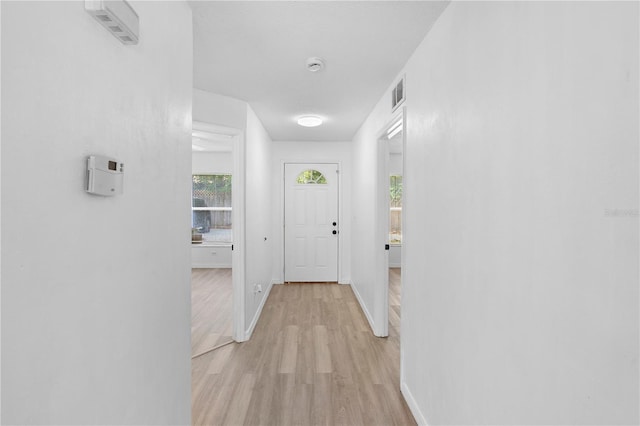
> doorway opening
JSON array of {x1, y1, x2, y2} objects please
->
[
  {"x1": 190, "y1": 121, "x2": 244, "y2": 358},
  {"x1": 374, "y1": 108, "x2": 405, "y2": 338}
]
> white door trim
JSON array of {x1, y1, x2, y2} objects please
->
[
  {"x1": 232, "y1": 130, "x2": 246, "y2": 342},
  {"x1": 192, "y1": 121, "x2": 246, "y2": 342},
  {"x1": 374, "y1": 107, "x2": 406, "y2": 338}
]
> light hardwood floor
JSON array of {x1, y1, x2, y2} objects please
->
[
  {"x1": 191, "y1": 268, "x2": 413, "y2": 426},
  {"x1": 192, "y1": 268, "x2": 233, "y2": 357},
  {"x1": 389, "y1": 267, "x2": 402, "y2": 340}
]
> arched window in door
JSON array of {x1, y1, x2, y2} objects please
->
[{"x1": 296, "y1": 169, "x2": 327, "y2": 184}]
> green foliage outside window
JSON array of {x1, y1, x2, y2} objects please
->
[
  {"x1": 296, "y1": 170, "x2": 327, "y2": 184},
  {"x1": 390, "y1": 175, "x2": 402, "y2": 207},
  {"x1": 192, "y1": 174, "x2": 232, "y2": 207},
  {"x1": 192, "y1": 174, "x2": 232, "y2": 243},
  {"x1": 390, "y1": 175, "x2": 402, "y2": 244}
]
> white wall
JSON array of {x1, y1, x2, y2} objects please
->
[
  {"x1": 354, "y1": 1, "x2": 638, "y2": 424},
  {"x1": 191, "y1": 89, "x2": 274, "y2": 339},
  {"x1": 389, "y1": 153, "x2": 403, "y2": 176},
  {"x1": 193, "y1": 89, "x2": 247, "y2": 130},
  {"x1": 351, "y1": 103, "x2": 394, "y2": 335},
  {"x1": 244, "y1": 106, "x2": 273, "y2": 334},
  {"x1": 0, "y1": 2, "x2": 3, "y2": 417},
  {"x1": 271, "y1": 141, "x2": 352, "y2": 284},
  {"x1": 1, "y1": 1, "x2": 192, "y2": 424},
  {"x1": 192, "y1": 151, "x2": 233, "y2": 175}
]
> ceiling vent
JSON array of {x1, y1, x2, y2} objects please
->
[
  {"x1": 85, "y1": 0, "x2": 139, "y2": 45},
  {"x1": 391, "y1": 76, "x2": 405, "y2": 111},
  {"x1": 306, "y1": 57, "x2": 325, "y2": 72}
]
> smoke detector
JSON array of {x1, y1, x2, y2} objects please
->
[{"x1": 306, "y1": 57, "x2": 325, "y2": 72}]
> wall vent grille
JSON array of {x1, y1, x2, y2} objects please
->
[
  {"x1": 391, "y1": 76, "x2": 405, "y2": 111},
  {"x1": 85, "y1": 0, "x2": 139, "y2": 45}
]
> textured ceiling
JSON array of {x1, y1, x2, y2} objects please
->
[{"x1": 191, "y1": 1, "x2": 448, "y2": 141}]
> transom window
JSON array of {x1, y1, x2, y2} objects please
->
[{"x1": 296, "y1": 169, "x2": 327, "y2": 184}]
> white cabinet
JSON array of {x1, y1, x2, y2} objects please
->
[
  {"x1": 191, "y1": 244, "x2": 232, "y2": 268},
  {"x1": 389, "y1": 245, "x2": 402, "y2": 268}
]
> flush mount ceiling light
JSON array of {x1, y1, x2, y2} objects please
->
[
  {"x1": 306, "y1": 57, "x2": 325, "y2": 72},
  {"x1": 297, "y1": 116, "x2": 323, "y2": 127}
]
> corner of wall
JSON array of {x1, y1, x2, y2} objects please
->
[
  {"x1": 349, "y1": 278, "x2": 377, "y2": 335},
  {"x1": 245, "y1": 279, "x2": 274, "y2": 339},
  {"x1": 192, "y1": 88, "x2": 248, "y2": 129},
  {"x1": 243, "y1": 103, "x2": 274, "y2": 337},
  {"x1": 401, "y1": 381, "x2": 428, "y2": 426}
]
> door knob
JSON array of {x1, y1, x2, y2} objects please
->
[
  {"x1": 332, "y1": 230, "x2": 337, "y2": 235},
  {"x1": 332, "y1": 222, "x2": 337, "y2": 226}
]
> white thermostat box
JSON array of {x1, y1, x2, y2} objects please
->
[{"x1": 86, "y1": 155, "x2": 124, "y2": 196}]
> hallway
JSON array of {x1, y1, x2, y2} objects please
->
[{"x1": 191, "y1": 271, "x2": 413, "y2": 425}]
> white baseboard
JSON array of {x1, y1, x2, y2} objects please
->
[
  {"x1": 271, "y1": 278, "x2": 284, "y2": 285},
  {"x1": 401, "y1": 381, "x2": 428, "y2": 426},
  {"x1": 244, "y1": 280, "x2": 273, "y2": 339},
  {"x1": 349, "y1": 281, "x2": 376, "y2": 335}
]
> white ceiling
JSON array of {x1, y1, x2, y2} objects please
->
[{"x1": 190, "y1": 1, "x2": 448, "y2": 141}]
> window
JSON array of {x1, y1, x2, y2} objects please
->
[
  {"x1": 296, "y1": 169, "x2": 327, "y2": 184},
  {"x1": 390, "y1": 175, "x2": 402, "y2": 244},
  {"x1": 192, "y1": 174, "x2": 232, "y2": 244}
]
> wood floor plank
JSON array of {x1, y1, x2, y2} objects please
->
[
  {"x1": 295, "y1": 326, "x2": 316, "y2": 385},
  {"x1": 270, "y1": 373, "x2": 296, "y2": 426},
  {"x1": 192, "y1": 271, "x2": 415, "y2": 426},
  {"x1": 221, "y1": 373, "x2": 256, "y2": 425},
  {"x1": 347, "y1": 300, "x2": 371, "y2": 332},
  {"x1": 310, "y1": 373, "x2": 333, "y2": 425},
  {"x1": 332, "y1": 380, "x2": 363, "y2": 426},
  {"x1": 327, "y1": 327, "x2": 354, "y2": 386},
  {"x1": 279, "y1": 325, "x2": 299, "y2": 374},
  {"x1": 313, "y1": 325, "x2": 332, "y2": 374},
  {"x1": 206, "y1": 343, "x2": 234, "y2": 375},
  {"x1": 330, "y1": 283, "x2": 343, "y2": 299},
  {"x1": 382, "y1": 383, "x2": 417, "y2": 426},
  {"x1": 191, "y1": 268, "x2": 233, "y2": 357},
  {"x1": 243, "y1": 369, "x2": 277, "y2": 426},
  {"x1": 291, "y1": 383, "x2": 313, "y2": 426},
  {"x1": 312, "y1": 283, "x2": 324, "y2": 299}
]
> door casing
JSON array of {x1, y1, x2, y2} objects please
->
[
  {"x1": 192, "y1": 121, "x2": 246, "y2": 342},
  {"x1": 374, "y1": 107, "x2": 406, "y2": 338}
]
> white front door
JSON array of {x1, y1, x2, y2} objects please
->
[{"x1": 284, "y1": 163, "x2": 339, "y2": 282}]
